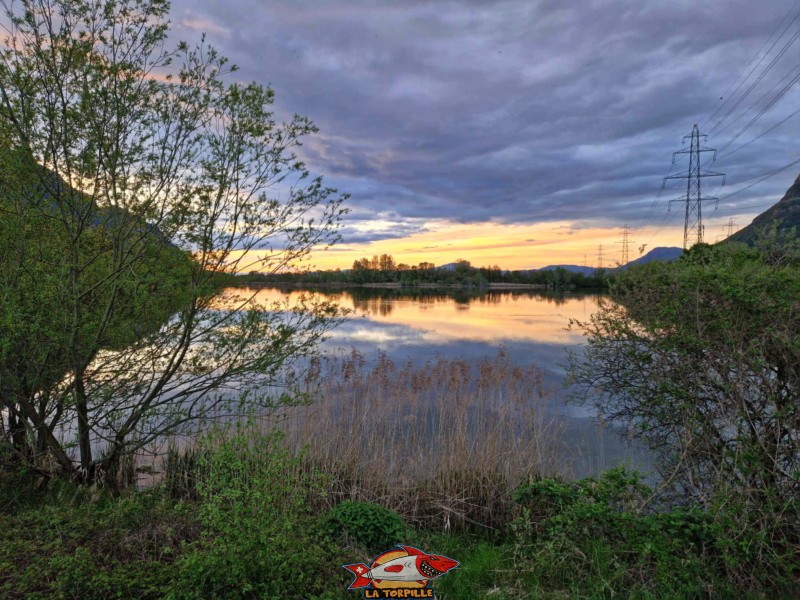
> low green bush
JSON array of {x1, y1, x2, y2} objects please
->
[
  {"x1": 167, "y1": 427, "x2": 347, "y2": 599},
  {"x1": 0, "y1": 486, "x2": 193, "y2": 599},
  {"x1": 509, "y1": 468, "x2": 747, "y2": 597},
  {"x1": 322, "y1": 500, "x2": 407, "y2": 553}
]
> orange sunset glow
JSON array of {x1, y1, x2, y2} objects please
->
[
  {"x1": 316, "y1": 220, "x2": 686, "y2": 271},
  {"x1": 232, "y1": 219, "x2": 695, "y2": 273}
]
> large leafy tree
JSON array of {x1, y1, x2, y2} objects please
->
[
  {"x1": 0, "y1": 0, "x2": 347, "y2": 484},
  {"x1": 568, "y1": 242, "x2": 799, "y2": 567}
]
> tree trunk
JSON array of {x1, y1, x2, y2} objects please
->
[
  {"x1": 74, "y1": 372, "x2": 93, "y2": 479},
  {"x1": 7, "y1": 404, "x2": 28, "y2": 455}
]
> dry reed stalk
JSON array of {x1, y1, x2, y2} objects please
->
[{"x1": 274, "y1": 348, "x2": 563, "y2": 530}]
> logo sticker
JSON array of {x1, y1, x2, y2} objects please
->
[{"x1": 343, "y1": 545, "x2": 459, "y2": 598}]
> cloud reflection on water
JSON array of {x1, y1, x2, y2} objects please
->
[{"x1": 223, "y1": 285, "x2": 653, "y2": 478}]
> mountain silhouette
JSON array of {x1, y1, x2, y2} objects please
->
[{"x1": 726, "y1": 173, "x2": 800, "y2": 246}]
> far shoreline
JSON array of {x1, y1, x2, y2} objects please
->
[{"x1": 231, "y1": 281, "x2": 551, "y2": 290}]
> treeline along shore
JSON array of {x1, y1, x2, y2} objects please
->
[
  {"x1": 236, "y1": 280, "x2": 549, "y2": 290},
  {"x1": 230, "y1": 253, "x2": 610, "y2": 290}
]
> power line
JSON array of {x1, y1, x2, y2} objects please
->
[
  {"x1": 716, "y1": 157, "x2": 800, "y2": 204},
  {"x1": 700, "y1": 0, "x2": 800, "y2": 130},
  {"x1": 699, "y1": 65, "x2": 798, "y2": 196},
  {"x1": 723, "y1": 201, "x2": 775, "y2": 211},
  {"x1": 712, "y1": 61, "x2": 800, "y2": 142},
  {"x1": 717, "y1": 66, "x2": 800, "y2": 155},
  {"x1": 717, "y1": 59, "x2": 800, "y2": 134},
  {"x1": 707, "y1": 12, "x2": 800, "y2": 136},
  {"x1": 717, "y1": 105, "x2": 800, "y2": 160},
  {"x1": 708, "y1": 29, "x2": 800, "y2": 136}
]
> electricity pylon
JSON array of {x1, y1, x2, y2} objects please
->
[
  {"x1": 617, "y1": 225, "x2": 631, "y2": 266},
  {"x1": 725, "y1": 218, "x2": 738, "y2": 238},
  {"x1": 663, "y1": 124, "x2": 725, "y2": 248},
  {"x1": 596, "y1": 244, "x2": 604, "y2": 270}
]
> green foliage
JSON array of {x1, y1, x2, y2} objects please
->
[
  {"x1": 0, "y1": 483, "x2": 194, "y2": 599},
  {"x1": 513, "y1": 467, "x2": 649, "y2": 531},
  {"x1": 509, "y1": 469, "x2": 735, "y2": 598},
  {"x1": 2, "y1": 463, "x2": 797, "y2": 598},
  {"x1": 322, "y1": 500, "x2": 407, "y2": 553},
  {"x1": 1, "y1": 430, "x2": 352, "y2": 600},
  {"x1": 168, "y1": 427, "x2": 346, "y2": 599},
  {"x1": 568, "y1": 242, "x2": 800, "y2": 589},
  {"x1": 427, "y1": 538, "x2": 504, "y2": 600}
]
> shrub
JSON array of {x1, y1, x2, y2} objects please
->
[
  {"x1": 322, "y1": 500, "x2": 407, "y2": 553},
  {"x1": 168, "y1": 427, "x2": 346, "y2": 599},
  {"x1": 0, "y1": 485, "x2": 194, "y2": 599},
  {"x1": 510, "y1": 468, "x2": 727, "y2": 597},
  {"x1": 567, "y1": 243, "x2": 800, "y2": 593}
]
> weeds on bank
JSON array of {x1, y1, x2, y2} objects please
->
[
  {"x1": 0, "y1": 479, "x2": 197, "y2": 599},
  {"x1": 3, "y1": 348, "x2": 797, "y2": 598},
  {"x1": 167, "y1": 427, "x2": 347, "y2": 599},
  {"x1": 3, "y1": 434, "x2": 798, "y2": 599}
]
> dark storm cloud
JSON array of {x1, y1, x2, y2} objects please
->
[
  {"x1": 171, "y1": 0, "x2": 800, "y2": 238},
  {"x1": 337, "y1": 221, "x2": 431, "y2": 244}
]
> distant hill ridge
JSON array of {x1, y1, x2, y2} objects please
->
[
  {"x1": 431, "y1": 247, "x2": 684, "y2": 274},
  {"x1": 620, "y1": 246, "x2": 683, "y2": 268},
  {"x1": 727, "y1": 173, "x2": 800, "y2": 246},
  {"x1": 533, "y1": 246, "x2": 683, "y2": 274},
  {"x1": 536, "y1": 264, "x2": 598, "y2": 275}
]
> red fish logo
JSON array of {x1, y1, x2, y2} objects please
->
[{"x1": 343, "y1": 545, "x2": 458, "y2": 597}]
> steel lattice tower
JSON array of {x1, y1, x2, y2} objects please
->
[
  {"x1": 619, "y1": 225, "x2": 630, "y2": 265},
  {"x1": 726, "y1": 218, "x2": 738, "y2": 238},
  {"x1": 664, "y1": 125, "x2": 725, "y2": 248}
]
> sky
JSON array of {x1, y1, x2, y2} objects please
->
[{"x1": 170, "y1": 0, "x2": 800, "y2": 270}]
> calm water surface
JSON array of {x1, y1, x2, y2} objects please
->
[{"x1": 236, "y1": 286, "x2": 652, "y2": 479}]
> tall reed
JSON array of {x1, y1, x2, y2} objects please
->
[
  {"x1": 276, "y1": 348, "x2": 562, "y2": 530},
  {"x1": 164, "y1": 349, "x2": 562, "y2": 531}
]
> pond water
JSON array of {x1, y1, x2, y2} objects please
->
[{"x1": 234, "y1": 286, "x2": 654, "y2": 480}]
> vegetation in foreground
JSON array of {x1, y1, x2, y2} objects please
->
[{"x1": 2, "y1": 427, "x2": 796, "y2": 600}]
